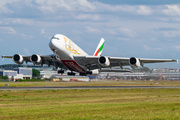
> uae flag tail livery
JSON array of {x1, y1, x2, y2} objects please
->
[{"x1": 93, "y1": 38, "x2": 105, "y2": 56}]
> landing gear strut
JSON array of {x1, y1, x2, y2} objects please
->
[{"x1": 84, "y1": 64, "x2": 92, "y2": 75}]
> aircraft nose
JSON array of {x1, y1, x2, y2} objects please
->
[
  {"x1": 49, "y1": 36, "x2": 61, "y2": 53},
  {"x1": 49, "y1": 38, "x2": 56, "y2": 50}
]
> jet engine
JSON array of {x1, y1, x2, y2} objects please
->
[
  {"x1": 91, "y1": 69, "x2": 100, "y2": 75},
  {"x1": 98, "y1": 56, "x2": 110, "y2": 67},
  {"x1": 129, "y1": 57, "x2": 140, "y2": 68},
  {"x1": 31, "y1": 54, "x2": 42, "y2": 64},
  {"x1": 13, "y1": 54, "x2": 24, "y2": 65},
  {"x1": 86, "y1": 69, "x2": 100, "y2": 75}
]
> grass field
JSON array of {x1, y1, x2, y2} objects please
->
[
  {"x1": 0, "y1": 88, "x2": 180, "y2": 120},
  {"x1": 0, "y1": 80, "x2": 180, "y2": 87}
]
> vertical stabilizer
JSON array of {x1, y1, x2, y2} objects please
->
[{"x1": 93, "y1": 38, "x2": 105, "y2": 56}]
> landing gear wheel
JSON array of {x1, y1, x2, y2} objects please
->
[
  {"x1": 67, "y1": 72, "x2": 76, "y2": 76},
  {"x1": 86, "y1": 71, "x2": 92, "y2": 75},
  {"x1": 80, "y1": 73, "x2": 87, "y2": 76},
  {"x1": 58, "y1": 70, "x2": 64, "y2": 74}
]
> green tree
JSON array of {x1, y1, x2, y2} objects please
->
[
  {"x1": 0, "y1": 75, "x2": 9, "y2": 79},
  {"x1": 32, "y1": 69, "x2": 40, "y2": 77},
  {"x1": 141, "y1": 67, "x2": 150, "y2": 72},
  {"x1": 3, "y1": 75, "x2": 9, "y2": 79}
]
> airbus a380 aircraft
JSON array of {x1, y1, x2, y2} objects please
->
[{"x1": 2, "y1": 34, "x2": 177, "y2": 76}]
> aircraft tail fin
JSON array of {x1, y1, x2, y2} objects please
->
[{"x1": 93, "y1": 38, "x2": 105, "y2": 56}]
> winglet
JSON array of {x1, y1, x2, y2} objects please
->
[
  {"x1": 177, "y1": 59, "x2": 179, "y2": 64},
  {"x1": 1, "y1": 56, "x2": 3, "y2": 60},
  {"x1": 93, "y1": 38, "x2": 105, "y2": 56}
]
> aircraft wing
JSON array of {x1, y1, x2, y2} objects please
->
[
  {"x1": 99, "y1": 68, "x2": 131, "y2": 72},
  {"x1": 138, "y1": 58, "x2": 177, "y2": 63},
  {"x1": 1, "y1": 54, "x2": 66, "y2": 68},
  {"x1": 74, "y1": 55, "x2": 177, "y2": 69}
]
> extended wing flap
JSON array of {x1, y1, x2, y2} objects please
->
[
  {"x1": 100, "y1": 68, "x2": 131, "y2": 72},
  {"x1": 74, "y1": 55, "x2": 99, "y2": 65}
]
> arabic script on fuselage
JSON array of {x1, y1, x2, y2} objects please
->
[{"x1": 64, "y1": 37, "x2": 83, "y2": 55}]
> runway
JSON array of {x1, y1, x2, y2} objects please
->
[{"x1": 0, "y1": 86, "x2": 180, "y2": 90}]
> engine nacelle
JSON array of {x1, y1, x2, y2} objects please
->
[
  {"x1": 13, "y1": 54, "x2": 24, "y2": 65},
  {"x1": 86, "y1": 69, "x2": 100, "y2": 75},
  {"x1": 92, "y1": 69, "x2": 100, "y2": 75},
  {"x1": 129, "y1": 57, "x2": 140, "y2": 68},
  {"x1": 31, "y1": 54, "x2": 42, "y2": 64},
  {"x1": 98, "y1": 56, "x2": 110, "y2": 67}
]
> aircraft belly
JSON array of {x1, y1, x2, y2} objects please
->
[{"x1": 61, "y1": 60, "x2": 84, "y2": 73}]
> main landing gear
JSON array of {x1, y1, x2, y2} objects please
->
[
  {"x1": 58, "y1": 69, "x2": 75, "y2": 76},
  {"x1": 79, "y1": 71, "x2": 92, "y2": 76},
  {"x1": 67, "y1": 72, "x2": 76, "y2": 76},
  {"x1": 86, "y1": 71, "x2": 92, "y2": 75},
  {"x1": 58, "y1": 70, "x2": 64, "y2": 74},
  {"x1": 79, "y1": 72, "x2": 86, "y2": 76}
]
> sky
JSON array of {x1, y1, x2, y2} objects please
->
[{"x1": 0, "y1": 0, "x2": 180, "y2": 69}]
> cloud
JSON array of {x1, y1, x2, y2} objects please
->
[
  {"x1": 144, "y1": 45, "x2": 162, "y2": 51},
  {"x1": 86, "y1": 27, "x2": 101, "y2": 33},
  {"x1": 0, "y1": 0, "x2": 18, "y2": 14},
  {"x1": 151, "y1": 38, "x2": 157, "y2": 41},
  {"x1": 0, "y1": 0, "x2": 20, "y2": 6},
  {"x1": 23, "y1": 47, "x2": 31, "y2": 55},
  {"x1": 21, "y1": 33, "x2": 33, "y2": 39},
  {"x1": 94, "y1": 3, "x2": 135, "y2": 12},
  {"x1": 7, "y1": 18, "x2": 34, "y2": 25},
  {"x1": 35, "y1": 0, "x2": 96, "y2": 13},
  {"x1": 137, "y1": 5, "x2": 152, "y2": 15},
  {"x1": 94, "y1": 0, "x2": 180, "y2": 6},
  {"x1": 163, "y1": 5, "x2": 180, "y2": 16},
  {"x1": 41, "y1": 29, "x2": 46, "y2": 34},
  {"x1": 119, "y1": 27, "x2": 136, "y2": 37},
  {"x1": 0, "y1": 6, "x2": 13, "y2": 14},
  {"x1": 144, "y1": 45, "x2": 150, "y2": 50},
  {"x1": 162, "y1": 31, "x2": 180, "y2": 38},
  {"x1": 21, "y1": 33, "x2": 27, "y2": 37},
  {"x1": 108, "y1": 30, "x2": 117, "y2": 35},
  {"x1": 0, "y1": 27, "x2": 16, "y2": 34},
  {"x1": 75, "y1": 14, "x2": 101, "y2": 21},
  {"x1": 33, "y1": 0, "x2": 153, "y2": 16},
  {"x1": 118, "y1": 37, "x2": 129, "y2": 41},
  {"x1": 175, "y1": 45, "x2": 180, "y2": 50},
  {"x1": 72, "y1": 30, "x2": 82, "y2": 35},
  {"x1": 154, "y1": 27, "x2": 179, "y2": 31}
]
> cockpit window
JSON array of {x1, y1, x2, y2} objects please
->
[{"x1": 52, "y1": 37, "x2": 60, "y2": 40}]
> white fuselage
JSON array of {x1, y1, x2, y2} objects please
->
[{"x1": 49, "y1": 34, "x2": 88, "y2": 72}]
